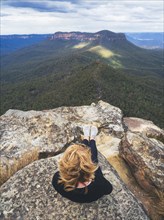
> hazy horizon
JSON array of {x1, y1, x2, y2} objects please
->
[{"x1": 0, "y1": 30, "x2": 164, "y2": 36}]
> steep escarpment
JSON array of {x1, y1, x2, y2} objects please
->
[
  {"x1": 0, "y1": 101, "x2": 163, "y2": 219},
  {"x1": 50, "y1": 30, "x2": 126, "y2": 41}
]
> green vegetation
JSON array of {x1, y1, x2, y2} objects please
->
[{"x1": 1, "y1": 37, "x2": 164, "y2": 128}]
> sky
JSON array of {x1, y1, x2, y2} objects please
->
[{"x1": 1, "y1": 0, "x2": 163, "y2": 34}]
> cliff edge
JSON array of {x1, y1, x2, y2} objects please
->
[{"x1": 0, "y1": 100, "x2": 163, "y2": 219}]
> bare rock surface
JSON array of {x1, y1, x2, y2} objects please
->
[
  {"x1": 1, "y1": 101, "x2": 164, "y2": 219},
  {"x1": 0, "y1": 101, "x2": 124, "y2": 185},
  {"x1": 0, "y1": 153, "x2": 149, "y2": 220},
  {"x1": 123, "y1": 117, "x2": 164, "y2": 142},
  {"x1": 0, "y1": 100, "x2": 123, "y2": 159},
  {"x1": 120, "y1": 131, "x2": 164, "y2": 194}
]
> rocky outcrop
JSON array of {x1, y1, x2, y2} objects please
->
[
  {"x1": 122, "y1": 117, "x2": 164, "y2": 197},
  {"x1": 121, "y1": 118, "x2": 164, "y2": 219},
  {"x1": 120, "y1": 131, "x2": 164, "y2": 194},
  {"x1": 0, "y1": 100, "x2": 123, "y2": 156},
  {"x1": 0, "y1": 153, "x2": 149, "y2": 220},
  {"x1": 50, "y1": 30, "x2": 126, "y2": 42},
  {"x1": 0, "y1": 101, "x2": 123, "y2": 185},
  {"x1": 123, "y1": 117, "x2": 164, "y2": 142},
  {"x1": 0, "y1": 100, "x2": 164, "y2": 219}
]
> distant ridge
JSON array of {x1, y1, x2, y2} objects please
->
[
  {"x1": 1, "y1": 31, "x2": 163, "y2": 55},
  {"x1": 50, "y1": 30, "x2": 126, "y2": 41},
  {"x1": 0, "y1": 34, "x2": 51, "y2": 55}
]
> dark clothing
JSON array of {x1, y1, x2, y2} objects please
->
[{"x1": 52, "y1": 139, "x2": 113, "y2": 203}]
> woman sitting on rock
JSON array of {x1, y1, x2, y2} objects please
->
[{"x1": 52, "y1": 125, "x2": 113, "y2": 203}]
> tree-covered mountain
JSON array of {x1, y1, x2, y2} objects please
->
[
  {"x1": 1, "y1": 30, "x2": 164, "y2": 128},
  {"x1": 1, "y1": 32, "x2": 163, "y2": 55}
]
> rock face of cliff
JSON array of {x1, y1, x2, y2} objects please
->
[
  {"x1": 0, "y1": 100, "x2": 163, "y2": 219},
  {"x1": 120, "y1": 131, "x2": 164, "y2": 194},
  {"x1": 122, "y1": 117, "x2": 164, "y2": 195},
  {"x1": 121, "y1": 117, "x2": 164, "y2": 219},
  {"x1": 50, "y1": 30, "x2": 126, "y2": 41}
]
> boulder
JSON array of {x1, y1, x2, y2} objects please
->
[
  {"x1": 120, "y1": 131, "x2": 164, "y2": 194},
  {"x1": 123, "y1": 117, "x2": 164, "y2": 142},
  {"x1": 0, "y1": 101, "x2": 124, "y2": 185},
  {"x1": 0, "y1": 152, "x2": 149, "y2": 220},
  {"x1": 0, "y1": 100, "x2": 123, "y2": 157},
  {"x1": 120, "y1": 118, "x2": 164, "y2": 219}
]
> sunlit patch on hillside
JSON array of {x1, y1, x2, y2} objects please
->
[
  {"x1": 88, "y1": 46, "x2": 114, "y2": 58},
  {"x1": 110, "y1": 59, "x2": 123, "y2": 68},
  {"x1": 73, "y1": 42, "x2": 90, "y2": 49}
]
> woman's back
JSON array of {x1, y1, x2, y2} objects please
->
[
  {"x1": 52, "y1": 125, "x2": 113, "y2": 203},
  {"x1": 52, "y1": 166, "x2": 113, "y2": 203}
]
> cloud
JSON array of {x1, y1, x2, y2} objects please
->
[
  {"x1": 1, "y1": 0, "x2": 163, "y2": 34},
  {"x1": 2, "y1": 0, "x2": 77, "y2": 13}
]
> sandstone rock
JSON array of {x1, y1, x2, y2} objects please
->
[
  {"x1": 0, "y1": 100, "x2": 123, "y2": 156},
  {"x1": 119, "y1": 120, "x2": 164, "y2": 219},
  {"x1": 120, "y1": 131, "x2": 164, "y2": 194},
  {"x1": 1, "y1": 101, "x2": 163, "y2": 219},
  {"x1": 0, "y1": 101, "x2": 124, "y2": 184},
  {"x1": 96, "y1": 131, "x2": 121, "y2": 158},
  {"x1": 0, "y1": 152, "x2": 149, "y2": 220},
  {"x1": 123, "y1": 117, "x2": 164, "y2": 143}
]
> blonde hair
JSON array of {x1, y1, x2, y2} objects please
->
[{"x1": 58, "y1": 144, "x2": 98, "y2": 193}]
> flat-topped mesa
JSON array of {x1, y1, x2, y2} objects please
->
[{"x1": 50, "y1": 30, "x2": 126, "y2": 41}]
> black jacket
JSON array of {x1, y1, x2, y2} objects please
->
[{"x1": 52, "y1": 140, "x2": 113, "y2": 203}]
